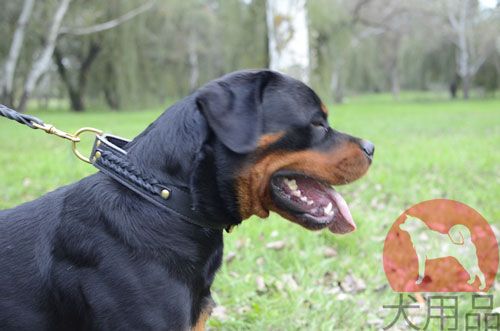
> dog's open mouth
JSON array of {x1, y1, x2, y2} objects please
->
[{"x1": 270, "y1": 170, "x2": 355, "y2": 234}]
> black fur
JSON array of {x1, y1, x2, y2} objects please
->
[{"x1": 0, "y1": 70, "x2": 362, "y2": 330}]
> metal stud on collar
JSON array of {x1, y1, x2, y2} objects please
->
[{"x1": 161, "y1": 189, "x2": 170, "y2": 199}]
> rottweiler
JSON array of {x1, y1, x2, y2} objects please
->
[{"x1": 0, "y1": 70, "x2": 373, "y2": 330}]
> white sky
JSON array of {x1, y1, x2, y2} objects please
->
[{"x1": 480, "y1": 0, "x2": 497, "y2": 9}]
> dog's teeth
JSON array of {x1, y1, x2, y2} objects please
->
[
  {"x1": 328, "y1": 210, "x2": 334, "y2": 217},
  {"x1": 307, "y1": 200, "x2": 314, "y2": 205},
  {"x1": 292, "y1": 190, "x2": 301, "y2": 197},
  {"x1": 324, "y1": 202, "x2": 332, "y2": 215},
  {"x1": 287, "y1": 179, "x2": 298, "y2": 191},
  {"x1": 300, "y1": 196, "x2": 308, "y2": 202},
  {"x1": 284, "y1": 178, "x2": 298, "y2": 191}
]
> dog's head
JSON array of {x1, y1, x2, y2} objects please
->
[
  {"x1": 399, "y1": 216, "x2": 425, "y2": 232},
  {"x1": 193, "y1": 70, "x2": 373, "y2": 234}
]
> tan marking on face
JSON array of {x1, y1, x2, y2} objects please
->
[
  {"x1": 236, "y1": 141, "x2": 370, "y2": 220},
  {"x1": 321, "y1": 103, "x2": 328, "y2": 115},
  {"x1": 191, "y1": 304, "x2": 213, "y2": 331},
  {"x1": 257, "y1": 131, "x2": 284, "y2": 149}
]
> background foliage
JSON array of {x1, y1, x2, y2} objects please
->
[{"x1": 1, "y1": 0, "x2": 499, "y2": 111}]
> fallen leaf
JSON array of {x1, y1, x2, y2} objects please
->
[
  {"x1": 225, "y1": 252, "x2": 237, "y2": 263},
  {"x1": 336, "y1": 293, "x2": 351, "y2": 301},
  {"x1": 374, "y1": 283, "x2": 388, "y2": 292},
  {"x1": 256, "y1": 257, "x2": 264, "y2": 266},
  {"x1": 229, "y1": 271, "x2": 240, "y2": 278},
  {"x1": 339, "y1": 272, "x2": 366, "y2": 293},
  {"x1": 282, "y1": 274, "x2": 299, "y2": 291},
  {"x1": 237, "y1": 306, "x2": 251, "y2": 315},
  {"x1": 320, "y1": 271, "x2": 338, "y2": 287},
  {"x1": 323, "y1": 287, "x2": 340, "y2": 295},
  {"x1": 256, "y1": 276, "x2": 266, "y2": 292},
  {"x1": 266, "y1": 241, "x2": 286, "y2": 250},
  {"x1": 235, "y1": 237, "x2": 247, "y2": 250},
  {"x1": 211, "y1": 305, "x2": 228, "y2": 321},
  {"x1": 324, "y1": 246, "x2": 338, "y2": 258}
]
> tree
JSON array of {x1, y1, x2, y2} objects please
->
[
  {"x1": 54, "y1": 0, "x2": 155, "y2": 111},
  {"x1": 17, "y1": 0, "x2": 71, "y2": 112},
  {"x1": 0, "y1": 0, "x2": 35, "y2": 107},
  {"x1": 444, "y1": 0, "x2": 498, "y2": 99},
  {"x1": 12, "y1": 0, "x2": 154, "y2": 112},
  {"x1": 266, "y1": 0, "x2": 310, "y2": 83},
  {"x1": 351, "y1": 0, "x2": 426, "y2": 100},
  {"x1": 53, "y1": 41, "x2": 101, "y2": 111}
]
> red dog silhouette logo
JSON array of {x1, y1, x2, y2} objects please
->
[{"x1": 383, "y1": 199, "x2": 499, "y2": 292}]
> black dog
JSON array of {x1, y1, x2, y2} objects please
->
[{"x1": 0, "y1": 70, "x2": 373, "y2": 330}]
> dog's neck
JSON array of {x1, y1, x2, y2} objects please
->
[
  {"x1": 87, "y1": 172, "x2": 224, "y2": 284},
  {"x1": 123, "y1": 96, "x2": 242, "y2": 229}
]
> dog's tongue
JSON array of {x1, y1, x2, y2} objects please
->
[
  {"x1": 327, "y1": 189, "x2": 356, "y2": 234},
  {"x1": 276, "y1": 175, "x2": 356, "y2": 234}
]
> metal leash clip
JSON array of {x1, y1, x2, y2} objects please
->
[
  {"x1": 1, "y1": 104, "x2": 105, "y2": 164},
  {"x1": 32, "y1": 123, "x2": 81, "y2": 142},
  {"x1": 32, "y1": 123, "x2": 103, "y2": 164}
]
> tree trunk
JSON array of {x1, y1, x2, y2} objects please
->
[
  {"x1": 448, "y1": 0, "x2": 471, "y2": 101},
  {"x1": 104, "y1": 88, "x2": 120, "y2": 110},
  {"x1": 266, "y1": 0, "x2": 310, "y2": 83},
  {"x1": 54, "y1": 43, "x2": 100, "y2": 111},
  {"x1": 76, "y1": 43, "x2": 100, "y2": 109},
  {"x1": 188, "y1": 29, "x2": 199, "y2": 94},
  {"x1": 330, "y1": 60, "x2": 344, "y2": 104},
  {"x1": 68, "y1": 88, "x2": 84, "y2": 111},
  {"x1": 18, "y1": 0, "x2": 71, "y2": 112},
  {"x1": 391, "y1": 60, "x2": 399, "y2": 101},
  {"x1": 463, "y1": 74, "x2": 470, "y2": 100},
  {"x1": 103, "y1": 61, "x2": 120, "y2": 110},
  {"x1": 450, "y1": 80, "x2": 458, "y2": 99},
  {"x1": 1, "y1": 0, "x2": 35, "y2": 107},
  {"x1": 389, "y1": 36, "x2": 400, "y2": 101},
  {"x1": 54, "y1": 47, "x2": 82, "y2": 111}
]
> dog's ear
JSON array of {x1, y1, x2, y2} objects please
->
[{"x1": 195, "y1": 71, "x2": 272, "y2": 154}]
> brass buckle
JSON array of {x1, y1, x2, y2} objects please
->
[{"x1": 71, "y1": 127, "x2": 104, "y2": 164}]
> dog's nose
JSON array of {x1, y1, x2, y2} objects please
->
[{"x1": 361, "y1": 140, "x2": 375, "y2": 161}]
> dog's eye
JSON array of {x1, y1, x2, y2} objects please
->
[{"x1": 311, "y1": 121, "x2": 328, "y2": 133}]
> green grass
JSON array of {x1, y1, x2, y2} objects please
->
[{"x1": 1, "y1": 93, "x2": 499, "y2": 330}]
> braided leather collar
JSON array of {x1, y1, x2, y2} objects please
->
[{"x1": 89, "y1": 133, "x2": 233, "y2": 232}]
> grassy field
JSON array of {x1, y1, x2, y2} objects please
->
[{"x1": 1, "y1": 93, "x2": 499, "y2": 330}]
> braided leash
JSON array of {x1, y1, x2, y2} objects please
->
[{"x1": 0, "y1": 104, "x2": 43, "y2": 129}]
